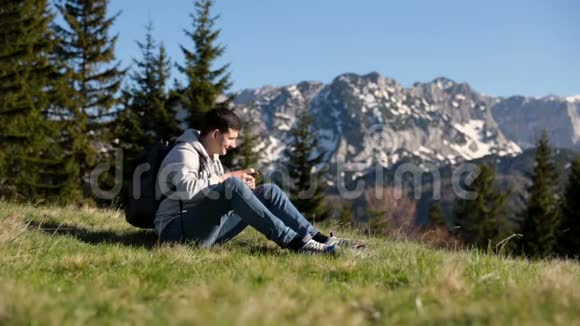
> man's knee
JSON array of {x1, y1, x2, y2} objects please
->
[
  {"x1": 224, "y1": 176, "x2": 253, "y2": 199},
  {"x1": 224, "y1": 176, "x2": 246, "y2": 189},
  {"x1": 255, "y1": 183, "x2": 284, "y2": 199}
]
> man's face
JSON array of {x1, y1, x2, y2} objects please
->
[{"x1": 215, "y1": 128, "x2": 239, "y2": 156}]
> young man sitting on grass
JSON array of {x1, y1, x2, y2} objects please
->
[{"x1": 154, "y1": 108, "x2": 364, "y2": 254}]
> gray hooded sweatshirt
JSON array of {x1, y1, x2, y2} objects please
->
[{"x1": 154, "y1": 129, "x2": 225, "y2": 235}]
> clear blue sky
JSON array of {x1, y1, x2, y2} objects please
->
[{"x1": 105, "y1": 0, "x2": 579, "y2": 97}]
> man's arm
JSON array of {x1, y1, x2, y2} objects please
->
[{"x1": 158, "y1": 144, "x2": 218, "y2": 200}]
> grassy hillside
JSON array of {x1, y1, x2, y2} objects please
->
[{"x1": 1, "y1": 201, "x2": 579, "y2": 325}]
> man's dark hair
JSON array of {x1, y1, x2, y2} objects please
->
[{"x1": 200, "y1": 108, "x2": 241, "y2": 137}]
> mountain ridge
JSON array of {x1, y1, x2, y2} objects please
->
[{"x1": 227, "y1": 72, "x2": 580, "y2": 221}]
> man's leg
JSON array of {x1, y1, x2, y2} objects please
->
[
  {"x1": 253, "y1": 183, "x2": 320, "y2": 238},
  {"x1": 251, "y1": 184, "x2": 366, "y2": 249},
  {"x1": 213, "y1": 212, "x2": 248, "y2": 245},
  {"x1": 161, "y1": 177, "x2": 300, "y2": 248}
]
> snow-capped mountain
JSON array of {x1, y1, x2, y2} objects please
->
[
  {"x1": 234, "y1": 81, "x2": 324, "y2": 162},
  {"x1": 233, "y1": 72, "x2": 580, "y2": 174}
]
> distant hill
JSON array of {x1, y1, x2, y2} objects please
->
[{"x1": 347, "y1": 147, "x2": 579, "y2": 225}]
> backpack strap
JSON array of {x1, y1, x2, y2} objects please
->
[
  {"x1": 177, "y1": 145, "x2": 209, "y2": 242},
  {"x1": 179, "y1": 198, "x2": 185, "y2": 242}
]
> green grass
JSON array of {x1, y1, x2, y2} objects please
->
[{"x1": 1, "y1": 201, "x2": 579, "y2": 325}]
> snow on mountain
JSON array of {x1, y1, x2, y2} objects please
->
[
  {"x1": 233, "y1": 72, "x2": 579, "y2": 182},
  {"x1": 233, "y1": 81, "x2": 325, "y2": 162}
]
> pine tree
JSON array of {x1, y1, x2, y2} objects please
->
[
  {"x1": 519, "y1": 131, "x2": 561, "y2": 258},
  {"x1": 285, "y1": 109, "x2": 329, "y2": 222},
  {"x1": 54, "y1": 0, "x2": 125, "y2": 199},
  {"x1": 557, "y1": 156, "x2": 580, "y2": 258},
  {"x1": 454, "y1": 164, "x2": 511, "y2": 250},
  {"x1": 429, "y1": 201, "x2": 446, "y2": 227},
  {"x1": 114, "y1": 23, "x2": 181, "y2": 207},
  {"x1": 0, "y1": 0, "x2": 76, "y2": 202},
  {"x1": 116, "y1": 22, "x2": 179, "y2": 158},
  {"x1": 178, "y1": 0, "x2": 232, "y2": 130}
]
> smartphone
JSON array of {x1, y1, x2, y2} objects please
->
[{"x1": 248, "y1": 170, "x2": 260, "y2": 177}]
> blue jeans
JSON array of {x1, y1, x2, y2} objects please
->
[{"x1": 159, "y1": 177, "x2": 319, "y2": 248}]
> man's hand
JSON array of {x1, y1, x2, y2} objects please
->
[
  {"x1": 220, "y1": 168, "x2": 257, "y2": 190},
  {"x1": 243, "y1": 174, "x2": 256, "y2": 190}
]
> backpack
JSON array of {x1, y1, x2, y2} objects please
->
[
  {"x1": 124, "y1": 140, "x2": 207, "y2": 229},
  {"x1": 124, "y1": 141, "x2": 177, "y2": 229}
]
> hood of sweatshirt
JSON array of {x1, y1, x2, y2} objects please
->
[{"x1": 176, "y1": 129, "x2": 211, "y2": 160}]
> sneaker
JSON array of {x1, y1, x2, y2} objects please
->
[
  {"x1": 297, "y1": 239, "x2": 340, "y2": 255},
  {"x1": 326, "y1": 232, "x2": 366, "y2": 249}
]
